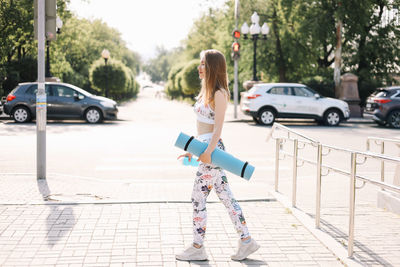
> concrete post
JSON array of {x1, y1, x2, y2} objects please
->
[{"x1": 338, "y1": 73, "x2": 362, "y2": 118}]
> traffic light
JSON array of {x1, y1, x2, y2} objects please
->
[
  {"x1": 34, "y1": 0, "x2": 57, "y2": 41},
  {"x1": 231, "y1": 42, "x2": 240, "y2": 60},
  {"x1": 232, "y1": 29, "x2": 241, "y2": 39}
]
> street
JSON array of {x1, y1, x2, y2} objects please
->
[
  {"x1": 0, "y1": 85, "x2": 398, "y2": 197},
  {"x1": 0, "y1": 85, "x2": 400, "y2": 266}
]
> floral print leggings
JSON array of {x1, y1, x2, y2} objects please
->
[{"x1": 191, "y1": 139, "x2": 250, "y2": 245}]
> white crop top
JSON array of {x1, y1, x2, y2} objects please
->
[{"x1": 194, "y1": 100, "x2": 215, "y2": 124}]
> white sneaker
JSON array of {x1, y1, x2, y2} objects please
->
[
  {"x1": 176, "y1": 245, "x2": 208, "y2": 261},
  {"x1": 231, "y1": 239, "x2": 260, "y2": 261}
]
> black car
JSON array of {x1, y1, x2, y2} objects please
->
[
  {"x1": 364, "y1": 86, "x2": 400, "y2": 128},
  {"x1": 0, "y1": 97, "x2": 4, "y2": 116},
  {"x1": 3, "y1": 82, "x2": 118, "y2": 123}
]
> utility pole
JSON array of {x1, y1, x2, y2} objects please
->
[
  {"x1": 36, "y1": 0, "x2": 47, "y2": 179},
  {"x1": 233, "y1": 0, "x2": 239, "y2": 119}
]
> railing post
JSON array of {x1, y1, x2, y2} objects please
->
[
  {"x1": 348, "y1": 152, "x2": 357, "y2": 257},
  {"x1": 292, "y1": 139, "x2": 298, "y2": 207},
  {"x1": 275, "y1": 138, "x2": 280, "y2": 192},
  {"x1": 316, "y1": 143, "x2": 322, "y2": 228}
]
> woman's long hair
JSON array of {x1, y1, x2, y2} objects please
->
[{"x1": 198, "y1": 49, "x2": 230, "y2": 105}]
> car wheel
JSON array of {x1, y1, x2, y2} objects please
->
[
  {"x1": 85, "y1": 107, "x2": 103, "y2": 123},
  {"x1": 323, "y1": 109, "x2": 341, "y2": 126},
  {"x1": 387, "y1": 110, "x2": 400, "y2": 129},
  {"x1": 258, "y1": 108, "x2": 275, "y2": 125},
  {"x1": 12, "y1": 106, "x2": 31, "y2": 123}
]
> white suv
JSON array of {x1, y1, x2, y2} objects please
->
[{"x1": 240, "y1": 83, "x2": 350, "y2": 126}]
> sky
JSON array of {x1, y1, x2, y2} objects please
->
[{"x1": 68, "y1": 0, "x2": 227, "y2": 61}]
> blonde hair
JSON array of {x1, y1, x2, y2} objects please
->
[{"x1": 198, "y1": 49, "x2": 230, "y2": 105}]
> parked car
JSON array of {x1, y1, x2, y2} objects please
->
[
  {"x1": 240, "y1": 83, "x2": 350, "y2": 126},
  {"x1": 364, "y1": 86, "x2": 400, "y2": 128},
  {"x1": 3, "y1": 82, "x2": 118, "y2": 123},
  {"x1": 0, "y1": 97, "x2": 4, "y2": 116}
]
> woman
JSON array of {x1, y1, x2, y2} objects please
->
[{"x1": 176, "y1": 49, "x2": 259, "y2": 261}]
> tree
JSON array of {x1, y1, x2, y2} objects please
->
[
  {"x1": 0, "y1": 0, "x2": 141, "y2": 101},
  {"x1": 181, "y1": 59, "x2": 201, "y2": 96}
]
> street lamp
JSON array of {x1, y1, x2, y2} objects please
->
[
  {"x1": 45, "y1": 16, "x2": 63, "y2": 78},
  {"x1": 241, "y1": 12, "x2": 269, "y2": 81},
  {"x1": 101, "y1": 49, "x2": 110, "y2": 97}
]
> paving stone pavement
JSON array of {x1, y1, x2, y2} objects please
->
[{"x1": 0, "y1": 174, "x2": 344, "y2": 267}]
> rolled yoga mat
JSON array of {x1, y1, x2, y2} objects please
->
[{"x1": 174, "y1": 132, "x2": 255, "y2": 180}]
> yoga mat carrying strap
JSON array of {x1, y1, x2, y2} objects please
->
[
  {"x1": 241, "y1": 162, "x2": 249, "y2": 178},
  {"x1": 184, "y1": 136, "x2": 195, "y2": 151}
]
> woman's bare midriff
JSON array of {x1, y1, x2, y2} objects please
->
[{"x1": 197, "y1": 120, "x2": 214, "y2": 136}]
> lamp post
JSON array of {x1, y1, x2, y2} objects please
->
[
  {"x1": 241, "y1": 12, "x2": 269, "y2": 81},
  {"x1": 101, "y1": 49, "x2": 110, "y2": 97},
  {"x1": 45, "y1": 16, "x2": 63, "y2": 78}
]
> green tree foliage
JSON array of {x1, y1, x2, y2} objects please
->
[
  {"x1": 163, "y1": 0, "x2": 400, "y2": 102},
  {"x1": 143, "y1": 46, "x2": 185, "y2": 83},
  {"x1": 52, "y1": 16, "x2": 141, "y2": 94},
  {"x1": 181, "y1": 59, "x2": 201, "y2": 96},
  {"x1": 89, "y1": 58, "x2": 139, "y2": 101},
  {"x1": 0, "y1": 0, "x2": 141, "y2": 102},
  {"x1": 90, "y1": 59, "x2": 127, "y2": 94},
  {"x1": 0, "y1": 0, "x2": 37, "y2": 95},
  {"x1": 166, "y1": 64, "x2": 185, "y2": 99},
  {"x1": 340, "y1": 0, "x2": 400, "y2": 100}
]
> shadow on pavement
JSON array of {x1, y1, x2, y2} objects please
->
[
  {"x1": 241, "y1": 259, "x2": 269, "y2": 266},
  {"x1": 37, "y1": 179, "x2": 76, "y2": 248},
  {"x1": 307, "y1": 213, "x2": 393, "y2": 266}
]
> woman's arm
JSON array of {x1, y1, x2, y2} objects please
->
[{"x1": 198, "y1": 90, "x2": 227, "y2": 164}]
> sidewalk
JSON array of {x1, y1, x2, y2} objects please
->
[{"x1": 0, "y1": 174, "x2": 343, "y2": 267}]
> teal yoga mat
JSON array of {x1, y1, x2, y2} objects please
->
[{"x1": 174, "y1": 132, "x2": 255, "y2": 180}]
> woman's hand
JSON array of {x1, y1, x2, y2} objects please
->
[
  {"x1": 198, "y1": 151, "x2": 212, "y2": 164},
  {"x1": 178, "y1": 152, "x2": 193, "y2": 162}
]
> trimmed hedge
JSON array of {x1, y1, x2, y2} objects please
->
[
  {"x1": 89, "y1": 58, "x2": 139, "y2": 101},
  {"x1": 181, "y1": 59, "x2": 201, "y2": 96}
]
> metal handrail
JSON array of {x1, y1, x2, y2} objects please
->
[
  {"x1": 366, "y1": 136, "x2": 400, "y2": 185},
  {"x1": 366, "y1": 136, "x2": 400, "y2": 150},
  {"x1": 267, "y1": 123, "x2": 319, "y2": 144},
  {"x1": 280, "y1": 150, "x2": 400, "y2": 194},
  {"x1": 268, "y1": 123, "x2": 400, "y2": 257}
]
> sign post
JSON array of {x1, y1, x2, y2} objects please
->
[{"x1": 36, "y1": 0, "x2": 47, "y2": 179}]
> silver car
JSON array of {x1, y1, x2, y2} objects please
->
[{"x1": 3, "y1": 82, "x2": 118, "y2": 123}]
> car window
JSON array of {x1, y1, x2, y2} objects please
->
[
  {"x1": 292, "y1": 87, "x2": 314, "y2": 97},
  {"x1": 269, "y1": 87, "x2": 291, "y2": 95},
  {"x1": 53, "y1": 85, "x2": 77, "y2": 98},
  {"x1": 25, "y1": 84, "x2": 52, "y2": 96}
]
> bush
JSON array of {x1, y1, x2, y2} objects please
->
[
  {"x1": 181, "y1": 59, "x2": 201, "y2": 96},
  {"x1": 89, "y1": 58, "x2": 139, "y2": 101},
  {"x1": 301, "y1": 76, "x2": 335, "y2": 98},
  {"x1": 89, "y1": 58, "x2": 127, "y2": 95},
  {"x1": 166, "y1": 64, "x2": 185, "y2": 99}
]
